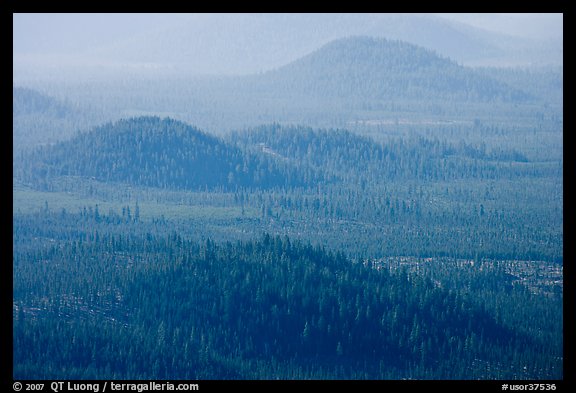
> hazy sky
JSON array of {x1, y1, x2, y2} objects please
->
[
  {"x1": 13, "y1": 13, "x2": 188, "y2": 54},
  {"x1": 435, "y1": 13, "x2": 562, "y2": 40},
  {"x1": 14, "y1": 13, "x2": 562, "y2": 55}
]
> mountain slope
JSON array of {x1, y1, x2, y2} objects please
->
[
  {"x1": 15, "y1": 117, "x2": 317, "y2": 190},
  {"x1": 14, "y1": 226, "x2": 560, "y2": 379},
  {"x1": 13, "y1": 87, "x2": 85, "y2": 152},
  {"x1": 251, "y1": 36, "x2": 530, "y2": 103}
]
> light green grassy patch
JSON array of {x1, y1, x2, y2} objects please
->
[{"x1": 13, "y1": 184, "x2": 258, "y2": 221}]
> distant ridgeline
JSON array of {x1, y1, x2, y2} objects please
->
[
  {"x1": 246, "y1": 36, "x2": 532, "y2": 103},
  {"x1": 13, "y1": 37, "x2": 559, "y2": 147},
  {"x1": 13, "y1": 87, "x2": 70, "y2": 117},
  {"x1": 12, "y1": 86, "x2": 89, "y2": 153}
]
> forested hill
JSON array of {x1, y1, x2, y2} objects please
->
[
  {"x1": 15, "y1": 116, "x2": 319, "y2": 191},
  {"x1": 13, "y1": 87, "x2": 85, "y2": 152},
  {"x1": 13, "y1": 87, "x2": 70, "y2": 117},
  {"x1": 251, "y1": 36, "x2": 530, "y2": 103},
  {"x1": 16, "y1": 115, "x2": 544, "y2": 194},
  {"x1": 231, "y1": 124, "x2": 532, "y2": 183}
]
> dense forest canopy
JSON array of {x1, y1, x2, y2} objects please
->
[{"x1": 13, "y1": 210, "x2": 562, "y2": 379}]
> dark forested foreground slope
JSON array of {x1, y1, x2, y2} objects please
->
[{"x1": 13, "y1": 210, "x2": 562, "y2": 379}]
